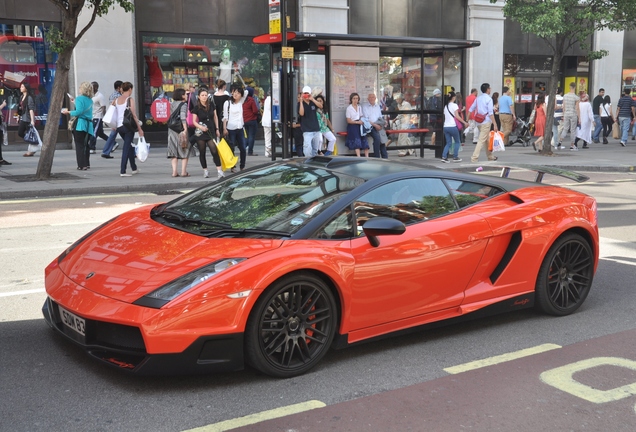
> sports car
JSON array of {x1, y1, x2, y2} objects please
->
[{"x1": 42, "y1": 157, "x2": 598, "y2": 378}]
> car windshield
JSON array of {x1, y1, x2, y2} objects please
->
[{"x1": 154, "y1": 164, "x2": 364, "y2": 237}]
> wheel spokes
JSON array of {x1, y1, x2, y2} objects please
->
[{"x1": 547, "y1": 240, "x2": 592, "y2": 310}]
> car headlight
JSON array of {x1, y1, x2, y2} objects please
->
[{"x1": 133, "y1": 258, "x2": 246, "y2": 309}]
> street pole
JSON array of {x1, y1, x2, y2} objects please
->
[{"x1": 281, "y1": 0, "x2": 289, "y2": 159}]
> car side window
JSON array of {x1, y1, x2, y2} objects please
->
[
  {"x1": 313, "y1": 207, "x2": 354, "y2": 240},
  {"x1": 353, "y1": 178, "x2": 457, "y2": 230},
  {"x1": 444, "y1": 179, "x2": 504, "y2": 208}
]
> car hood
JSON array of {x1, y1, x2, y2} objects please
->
[{"x1": 58, "y1": 208, "x2": 284, "y2": 304}]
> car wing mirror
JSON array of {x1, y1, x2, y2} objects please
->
[{"x1": 362, "y1": 217, "x2": 406, "y2": 247}]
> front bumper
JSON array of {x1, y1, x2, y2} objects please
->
[{"x1": 42, "y1": 297, "x2": 244, "y2": 375}]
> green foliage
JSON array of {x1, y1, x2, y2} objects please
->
[{"x1": 45, "y1": 26, "x2": 73, "y2": 54}]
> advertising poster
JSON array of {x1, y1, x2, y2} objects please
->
[
  {"x1": 332, "y1": 62, "x2": 378, "y2": 110},
  {"x1": 504, "y1": 76, "x2": 515, "y2": 101}
]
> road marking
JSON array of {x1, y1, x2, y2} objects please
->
[
  {"x1": 0, "y1": 288, "x2": 45, "y2": 298},
  {"x1": 182, "y1": 400, "x2": 326, "y2": 432},
  {"x1": 444, "y1": 343, "x2": 562, "y2": 374},
  {"x1": 0, "y1": 193, "x2": 158, "y2": 205},
  {"x1": 541, "y1": 357, "x2": 636, "y2": 403}
]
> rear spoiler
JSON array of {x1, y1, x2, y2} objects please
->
[{"x1": 499, "y1": 165, "x2": 589, "y2": 184}]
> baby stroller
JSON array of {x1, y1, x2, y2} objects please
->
[{"x1": 508, "y1": 116, "x2": 532, "y2": 147}]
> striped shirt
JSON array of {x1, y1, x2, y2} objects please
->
[{"x1": 617, "y1": 95, "x2": 635, "y2": 118}]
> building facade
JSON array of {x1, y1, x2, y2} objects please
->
[{"x1": 1, "y1": 0, "x2": 635, "y2": 139}]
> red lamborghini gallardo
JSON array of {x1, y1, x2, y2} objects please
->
[{"x1": 43, "y1": 157, "x2": 598, "y2": 378}]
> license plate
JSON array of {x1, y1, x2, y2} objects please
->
[{"x1": 58, "y1": 305, "x2": 86, "y2": 336}]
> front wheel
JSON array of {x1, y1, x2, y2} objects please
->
[
  {"x1": 535, "y1": 233, "x2": 594, "y2": 316},
  {"x1": 245, "y1": 273, "x2": 337, "y2": 378}
]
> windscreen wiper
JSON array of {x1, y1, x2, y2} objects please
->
[
  {"x1": 201, "y1": 228, "x2": 290, "y2": 238},
  {"x1": 153, "y1": 209, "x2": 233, "y2": 229}
]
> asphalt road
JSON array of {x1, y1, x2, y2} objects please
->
[{"x1": 1, "y1": 173, "x2": 636, "y2": 431}]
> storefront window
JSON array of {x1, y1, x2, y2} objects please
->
[
  {"x1": 0, "y1": 23, "x2": 58, "y2": 127},
  {"x1": 140, "y1": 35, "x2": 270, "y2": 127}
]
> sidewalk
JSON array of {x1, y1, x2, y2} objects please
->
[{"x1": 1, "y1": 136, "x2": 635, "y2": 200}]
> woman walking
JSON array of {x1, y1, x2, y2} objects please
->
[
  {"x1": 113, "y1": 82, "x2": 144, "y2": 176},
  {"x1": 441, "y1": 92, "x2": 468, "y2": 163},
  {"x1": 18, "y1": 83, "x2": 37, "y2": 157},
  {"x1": 261, "y1": 92, "x2": 272, "y2": 157},
  {"x1": 345, "y1": 92, "x2": 369, "y2": 157},
  {"x1": 574, "y1": 93, "x2": 594, "y2": 150},
  {"x1": 223, "y1": 86, "x2": 249, "y2": 171},
  {"x1": 62, "y1": 82, "x2": 94, "y2": 170},
  {"x1": 0, "y1": 100, "x2": 10, "y2": 165},
  {"x1": 532, "y1": 94, "x2": 547, "y2": 152},
  {"x1": 600, "y1": 95, "x2": 612, "y2": 145},
  {"x1": 213, "y1": 80, "x2": 230, "y2": 137},
  {"x1": 192, "y1": 87, "x2": 222, "y2": 178},
  {"x1": 167, "y1": 88, "x2": 195, "y2": 177}
]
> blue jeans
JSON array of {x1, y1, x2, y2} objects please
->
[
  {"x1": 303, "y1": 131, "x2": 322, "y2": 157},
  {"x1": 619, "y1": 117, "x2": 631, "y2": 143},
  {"x1": 244, "y1": 120, "x2": 258, "y2": 154},
  {"x1": 102, "y1": 129, "x2": 118, "y2": 155},
  {"x1": 592, "y1": 114, "x2": 602, "y2": 141},
  {"x1": 442, "y1": 126, "x2": 461, "y2": 159},
  {"x1": 632, "y1": 120, "x2": 636, "y2": 139},
  {"x1": 227, "y1": 128, "x2": 247, "y2": 169},
  {"x1": 117, "y1": 126, "x2": 137, "y2": 174},
  {"x1": 367, "y1": 128, "x2": 388, "y2": 158}
]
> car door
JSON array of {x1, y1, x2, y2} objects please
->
[{"x1": 346, "y1": 177, "x2": 493, "y2": 334}]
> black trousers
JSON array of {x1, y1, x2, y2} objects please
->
[{"x1": 73, "y1": 130, "x2": 90, "y2": 169}]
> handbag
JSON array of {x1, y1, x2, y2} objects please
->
[
  {"x1": 491, "y1": 131, "x2": 506, "y2": 152},
  {"x1": 612, "y1": 121, "x2": 620, "y2": 139},
  {"x1": 167, "y1": 102, "x2": 186, "y2": 133},
  {"x1": 102, "y1": 103, "x2": 117, "y2": 128},
  {"x1": 447, "y1": 105, "x2": 463, "y2": 131},
  {"x1": 529, "y1": 109, "x2": 536, "y2": 124},
  {"x1": 24, "y1": 124, "x2": 40, "y2": 144},
  {"x1": 216, "y1": 138, "x2": 238, "y2": 171},
  {"x1": 186, "y1": 92, "x2": 195, "y2": 128},
  {"x1": 122, "y1": 98, "x2": 136, "y2": 132},
  {"x1": 133, "y1": 136, "x2": 150, "y2": 162},
  {"x1": 179, "y1": 131, "x2": 189, "y2": 149}
]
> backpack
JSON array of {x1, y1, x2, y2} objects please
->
[{"x1": 167, "y1": 102, "x2": 186, "y2": 133}]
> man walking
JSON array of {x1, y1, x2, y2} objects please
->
[
  {"x1": 591, "y1": 88, "x2": 605, "y2": 144},
  {"x1": 362, "y1": 93, "x2": 388, "y2": 158},
  {"x1": 615, "y1": 88, "x2": 636, "y2": 146},
  {"x1": 498, "y1": 86, "x2": 515, "y2": 146},
  {"x1": 101, "y1": 80, "x2": 122, "y2": 159},
  {"x1": 89, "y1": 82, "x2": 109, "y2": 154},
  {"x1": 560, "y1": 82, "x2": 580, "y2": 151},
  {"x1": 469, "y1": 83, "x2": 498, "y2": 163},
  {"x1": 464, "y1": 88, "x2": 479, "y2": 144}
]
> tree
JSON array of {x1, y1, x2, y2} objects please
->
[
  {"x1": 489, "y1": 0, "x2": 636, "y2": 154},
  {"x1": 36, "y1": 0, "x2": 134, "y2": 179}
]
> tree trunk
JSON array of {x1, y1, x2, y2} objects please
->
[{"x1": 541, "y1": 38, "x2": 565, "y2": 155}]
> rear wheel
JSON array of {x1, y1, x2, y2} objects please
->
[
  {"x1": 245, "y1": 273, "x2": 337, "y2": 378},
  {"x1": 535, "y1": 233, "x2": 594, "y2": 316}
]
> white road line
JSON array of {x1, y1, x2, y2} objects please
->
[
  {"x1": 0, "y1": 288, "x2": 45, "y2": 298},
  {"x1": 443, "y1": 343, "x2": 562, "y2": 374},
  {"x1": 182, "y1": 400, "x2": 326, "y2": 432}
]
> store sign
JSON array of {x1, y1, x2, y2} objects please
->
[
  {"x1": 151, "y1": 98, "x2": 170, "y2": 122},
  {"x1": 281, "y1": 47, "x2": 294, "y2": 59}
]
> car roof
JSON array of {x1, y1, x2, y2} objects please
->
[{"x1": 296, "y1": 156, "x2": 544, "y2": 192}]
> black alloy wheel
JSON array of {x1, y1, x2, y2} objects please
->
[
  {"x1": 535, "y1": 233, "x2": 594, "y2": 316},
  {"x1": 245, "y1": 273, "x2": 337, "y2": 378}
]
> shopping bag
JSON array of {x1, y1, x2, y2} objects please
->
[
  {"x1": 612, "y1": 122, "x2": 620, "y2": 140},
  {"x1": 134, "y1": 136, "x2": 150, "y2": 162},
  {"x1": 103, "y1": 104, "x2": 117, "y2": 128},
  {"x1": 216, "y1": 138, "x2": 238, "y2": 171},
  {"x1": 488, "y1": 131, "x2": 505, "y2": 152},
  {"x1": 492, "y1": 131, "x2": 506, "y2": 152},
  {"x1": 24, "y1": 124, "x2": 40, "y2": 144}
]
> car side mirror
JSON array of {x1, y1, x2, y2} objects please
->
[{"x1": 362, "y1": 217, "x2": 406, "y2": 247}]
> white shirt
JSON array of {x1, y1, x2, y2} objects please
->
[
  {"x1": 92, "y1": 91, "x2": 108, "y2": 119},
  {"x1": 443, "y1": 102, "x2": 459, "y2": 127},
  {"x1": 469, "y1": 93, "x2": 493, "y2": 124},
  {"x1": 346, "y1": 104, "x2": 362, "y2": 121},
  {"x1": 223, "y1": 90, "x2": 248, "y2": 130},
  {"x1": 600, "y1": 102, "x2": 611, "y2": 118},
  {"x1": 361, "y1": 101, "x2": 382, "y2": 123}
]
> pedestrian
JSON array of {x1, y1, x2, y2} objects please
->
[
  {"x1": 0, "y1": 100, "x2": 11, "y2": 165},
  {"x1": 600, "y1": 95, "x2": 612, "y2": 144},
  {"x1": 498, "y1": 86, "x2": 515, "y2": 146},
  {"x1": 100, "y1": 80, "x2": 123, "y2": 159},
  {"x1": 167, "y1": 88, "x2": 195, "y2": 177},
  {"x1": 455, "y1": 91, "x2": 466, "y2": 144},
  {"x1": 468, "y1": 83, "x2": 498, "y2": 163},
  {"x1": 315, "y1": 94, "x2": 336, "y2": 156},
  {"x1": 89, "y1": 81, "x2": 109, "y2": 154},
  {"x1": 591, "y1": 88, "x2": 605, "y2": 143},
  {"x1": 428, "y1": 88, "x2": 443, "y2": 146},
  {"x1": 345, "y1": 92, "x2": 369, "y2": 157},
  {"x1": 532, "y1": 94, "x2": 546, "y2": 152},
  {"x1": 615, "y1": 88, "x2": 636, "y2": 146},
  {"x1": 395, "y1": 93, "x2": 414, "y2": 156},
  {"x1": 441, "y1": 91, "x2": 468, "y2": 163},
  {"x1": 223, "y1": 85, "x2": 249, "y2": 171},
  {"x1": 464, "y1": 88, "x2": 479, "y2": 144},
  {"x1": 298, "y1": 85, "x2": 323, "y2": 157},
  {"x1": 261, "y1": 91, "x2": 272, "y2": 158},
  {"x1": 62, "y1": 81, "x2": 94, "y2": 170},
  {"x1": 548, "y1": 87, "x2": 564, "y2": 149},
  {"x1": 18, "y1": 82, "x2": 37, "y2": 157},
  {"x1": 243, "y1": 86, "x2": 259, "y2": 156},
  {"x1": 574, "y1": 93, "x2": 594, "y2": 149},
  {"x1": 212, "y1": 80, "x2": 230, "y2": 142},
  {"x1": 113, "y1": 81, "x2": 144, "y2": 177},
  {"x1": 192, "y1": 87, "x2": 222, "y2": 179},
  {"x1": 560, "y1": 82, "x2": 580, "y2": 150},
  {"x1": 490, "y1": 91, "x2": 501, "y2": 131},
  {"x1": 362, "y1": 93, "x2": 388, "y2": 158}
]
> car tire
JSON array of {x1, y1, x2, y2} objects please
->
[
  {"x1": 245, "y1": 272, "x2": 337, "y2": 378},
  {"x1": 535, "y1": 233, "x2": 594, "y2": 316}
]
